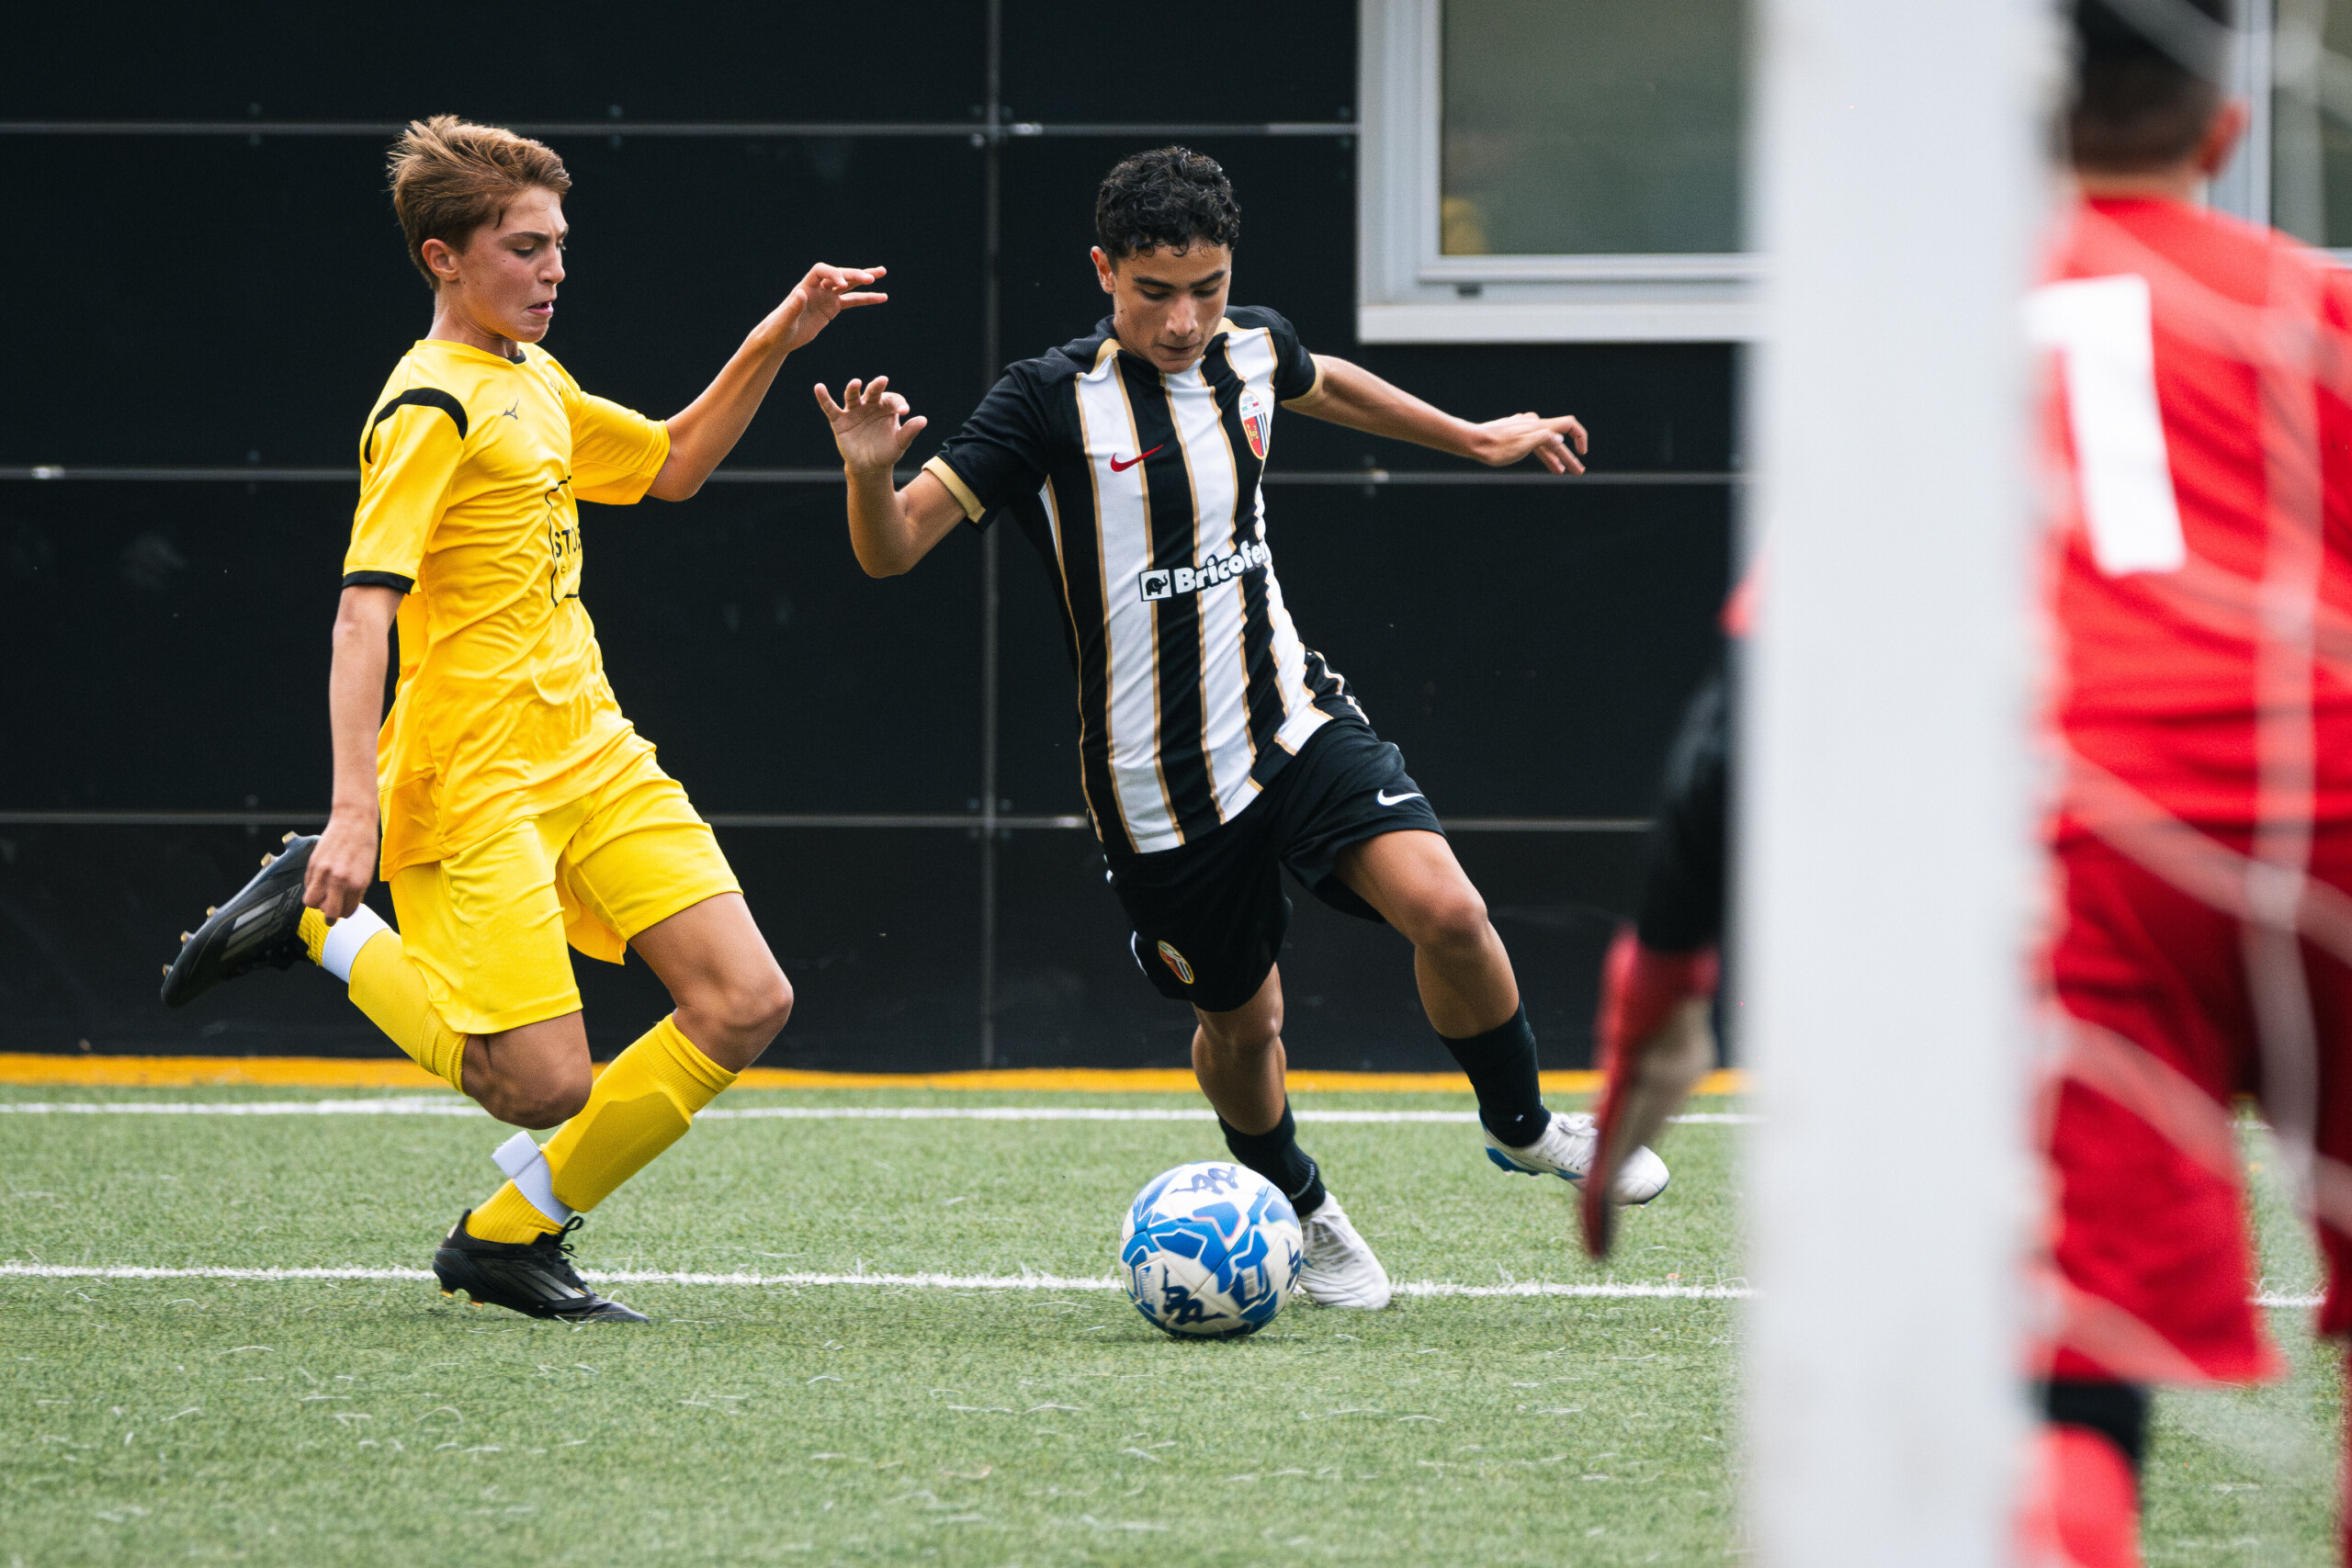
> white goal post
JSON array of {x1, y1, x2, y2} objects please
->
[{"x1": 1742, "y1": 2, "x2": 2052, "y2": 1562}]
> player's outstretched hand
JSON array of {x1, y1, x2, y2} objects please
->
[
  {"x1": 769, "y1": 264, "x2": 889, "y2": 355},
  {"x1": 815, "y1": 376, "x2": 929, "y2": 475},
  {"x1": 305, "y1": 807, "x2": 378, "y2": 921},
  {"x1": 1469, "y1": 412, "x2": 1588, "y2": 475}
]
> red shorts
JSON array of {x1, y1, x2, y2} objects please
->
[{"x1": 2042, "y1": 822, "x2": 2352, "y2": 1383}]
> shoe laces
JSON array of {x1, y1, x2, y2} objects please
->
[{"x1": 532, "y1": 1217, "x2": 592, "y2": 1288}]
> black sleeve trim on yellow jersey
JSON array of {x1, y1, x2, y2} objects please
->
[
  {"x1": 363, "y1": 389, "x2": 468, "y2": 463},
  {"x1": 341, "y1": 570, "x2": 415, "y2": 593}
]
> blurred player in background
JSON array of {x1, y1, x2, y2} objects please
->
[
  {"x1": 815, "y1": 147, "x2": 1668, "y2": 1313},
  {"x1": 1577, "y1": 583, "x2": 1742, "y2": 1261},
  {"x1": 163, "y1": 116, "x2": 886, "y2": 1322},
  {"x1": 2023, "y1": 2, "x2": 2352, "y2": 1561}
]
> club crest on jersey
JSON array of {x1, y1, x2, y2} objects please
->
[
  {"x1": 1138, "y1": 539, "x2": 1273, "y2": 603},
  {"x1": 1156, "y1": 941, "x2": 1195, "y2": 986},
  {"x1": 1237, "y1": 385, "x2": 1272, "y2": 460}
]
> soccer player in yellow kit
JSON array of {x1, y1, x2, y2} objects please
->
[{"x1": 162, "y1": 117, "x2": 886, "y2": 1321}]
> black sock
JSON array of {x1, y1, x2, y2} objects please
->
[
  {"x1": 2039, "y1": 1378, "x2": 2151, "y2": 1473},
  {"x1": 1442, "y1": 1003, "x2": 1550, "y2": 1147},
  {"x1": 1219, "y1": 1102, "x2": 1328, "y2": 1216}
]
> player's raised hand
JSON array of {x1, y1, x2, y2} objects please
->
[
  {"x1": 1469, "y1": 412, "x2": 1588, "y2": 475},
  {"x1": 767, "y1": 264, "x2": 889, "y2": 355},
  {"x1": 815, "y1": 376, "x2": 928, "y2": 475}
]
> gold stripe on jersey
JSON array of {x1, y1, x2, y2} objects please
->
[
  {"x1": 1220, "y1": 315, "x2": 1328, "y2": 408},
  {"x1": 1099, "y1": 346, "x2": 1187, "y2": 841},
  {"x1": 923, "y1": 455, "x2": 987, "y2": 522}
]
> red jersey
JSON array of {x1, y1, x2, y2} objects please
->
[{"x1": 2036, "y1": 197, "x2": 2352, "y2": 829}]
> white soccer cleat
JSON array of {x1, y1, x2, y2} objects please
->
[
  {"x1": 1295, "y1": 1190, "x2": 1392, "y2": 1309},
  {"x1": 1485, "y1": 1111, "x2": 1670, "y2": 1206}
]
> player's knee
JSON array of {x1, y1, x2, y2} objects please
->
[
  {"x1": 1412, "y1": 889, "x2": 1493, "y2": 956},
  {"x1": 752, "y1": 967, "x2": 795, "y2": 1037},
  {"x1": 481, "y1": 1069, "x2": 591, "y2": 1131},
  {"x1": 715, "y1": 961, "x2": 793, "y2": 1042},
  {"x1": 1197, "y1": 1008, "x2": 1282, "y2": 1057}
]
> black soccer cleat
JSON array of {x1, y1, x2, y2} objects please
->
[
  {"x1": 161, "y1": 834, "x2": 320, "y2": 1008},
  {"x1": 432, "y1": 1211, "x2": 650, "y2": 1323}
]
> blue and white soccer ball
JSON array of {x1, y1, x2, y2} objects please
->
[{"x1": 1119, "y1": 1161, "x2": 1304, "y2": 1338}]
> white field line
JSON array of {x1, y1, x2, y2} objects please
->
[
  {"x1": 0, "y1": 1260, "x2": 1744, "y2": 1299},
  {"x1": 0, "y1": 1262, "x2": 2318, "y2": 1310},
  {"x1": 0, "y1": 1100, "x2": 1756, "y2": 1126}
]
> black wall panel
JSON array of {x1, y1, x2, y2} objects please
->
[
  {"x1": 0, "y1": 136, "x2": 986, "y2": 469},
  {"x1": 1248, "y1": 485, "x2": 1729, "y2": 818},
  {"x1": 0, "y1": 823, "x2": 981, "y2": 1065},
  {"x1": 0, "y1": 1, "x2": 1737, "y2": 1068},
  {"x1": 2, "y1": 4, "x2": 986, "y2": 124},
  {"x1": 0, "y1": 481, "x2": 984, "y2": 814},
  {"x1": 570, "y1": 487, "x2": 986, "y2": 815},
  {"x1": 1001, "y1": 1, "x2": 1358, "y2": 126}
]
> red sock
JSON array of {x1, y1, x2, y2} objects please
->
[{"x1": 2018, "y1": 1424, "x2": 2141, "y2": 1568}]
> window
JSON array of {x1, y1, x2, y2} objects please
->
[
  {"x1": 1359, "y1": 0, "x2": 1755, "y2": 342},
  {"x1": 2208, "y1": 0, "x2": 2352, "y2": 257}
]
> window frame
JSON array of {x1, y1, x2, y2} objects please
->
[
  {"x1": 1357, "y1": 0, "x2": 1757, "y2": 343},
  {"x1": 2204, "y1": 0, "x2": 2273, "y2": 230},
  {"x1": 2204, "y1": 0, "x2": 2352, "y2": 265}
]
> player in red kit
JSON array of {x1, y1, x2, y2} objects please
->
[{"x1": 2024, "y1": 3, "x2": 2352, "y2": 1562}]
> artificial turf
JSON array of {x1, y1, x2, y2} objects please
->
[{"x1": 0, "y1": 1086, "x2": 2335, "y2": 1564}]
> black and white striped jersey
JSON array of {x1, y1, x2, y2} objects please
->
[{"x1": 923, "y1": 306, "x2": 1363, "y2": 856}]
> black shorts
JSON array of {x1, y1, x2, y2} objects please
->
[{"x1": 1105, "y1": 717, "x2": 1447, "y2": 1013}]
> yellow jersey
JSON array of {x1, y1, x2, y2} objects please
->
[{"x1": 344, "y1": 338, "x2": 671, "y2": 877}]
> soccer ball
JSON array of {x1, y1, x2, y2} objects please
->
[{"x1": 1119, "y1": 1161, "x2": 1304, "y2": 1338}]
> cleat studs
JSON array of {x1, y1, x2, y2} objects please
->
[
  {"x1": 281, "y1": 831, "x2": 297, "y2": 844},
  {"x1": 162, "y1": 964, "x2": 172, "y2": 977},
  {"x1": 260, "y1": 853, "x2": 275, "y2": 867},
  {"x1": 179, "y1": 931, "x2": 193, "y2": 944},
  {"x1": 205, "y1": 906, "x2": 217, "y2": 917}
]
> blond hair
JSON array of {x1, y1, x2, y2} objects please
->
[{"x1": 386, "y1": 115, "x2": 571, "y2": 288}]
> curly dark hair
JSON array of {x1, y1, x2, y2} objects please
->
[{"x1": 1095, "y1": 146, "x2": 1242, "y2": 263}]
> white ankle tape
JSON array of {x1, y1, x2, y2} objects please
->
[
  {"x1": 492, "y1": 1131, "x2": 575, "y2": 1225},
  {"x1": 319, "y1": 904, "x2": 390, "y2": 984}
]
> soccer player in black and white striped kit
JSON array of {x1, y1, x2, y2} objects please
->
[{"x1": 818, "y1": 148, "x2": 1666, "y2": 1306}]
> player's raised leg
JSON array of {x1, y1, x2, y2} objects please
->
[
  {"x1": 1191, "y1": 965, "x2": 1391, "y2": 1310},
  {"x1": 444, "y1": 888, "x2": 795, "y2": 1269},
  {"x1": 1334, "y1": 829, "x2": 1669, "y2": 1204}
]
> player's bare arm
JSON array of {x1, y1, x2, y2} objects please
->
[
  {"x1": 1076, "y1": 233, "x2": 1584, "y2": 475},
  {"x1": 816, "y1": 375, "x2": 965, "y2": 576},
  {"x1": 1287, "y1": 355, "x2": 1588, "y2": 475},
  {"x1": 306, "y1": 584, "x2": 401, "y2": 920},
  {"x1": 650, "y1": 262, "x2": 889, "y2": 501}
]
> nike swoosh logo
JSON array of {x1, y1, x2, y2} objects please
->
[
  {"x1": 1109, "y1": 445, "x2": 1164, "y2": 472},
  {"x1": 1376, "y1": 789, "x2": 1424, "y2": 807}
]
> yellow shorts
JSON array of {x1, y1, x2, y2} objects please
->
[{"x1": 390, "y1": 749, "x2": 741, "y2": 1036}]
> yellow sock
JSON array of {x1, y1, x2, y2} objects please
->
[
  {"x1": 343, "y1": 928, "x2": 468, "y2": 1093},
  {"x1": 298, "y1": 908, "x2": 331, "y2": 965},
  {"x1": 468, "y1": 1014, "x2": 736, "y2": 1245}
]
